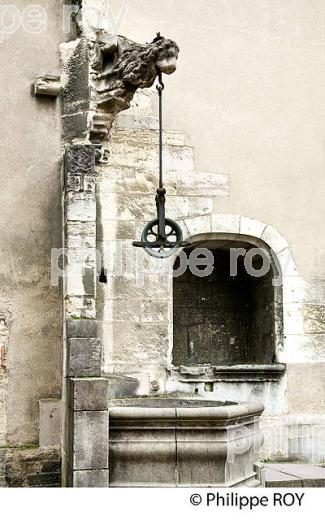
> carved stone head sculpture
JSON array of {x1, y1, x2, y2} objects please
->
[{"x1": 89, "y1": 33, "x2": 179, "y2": 139}]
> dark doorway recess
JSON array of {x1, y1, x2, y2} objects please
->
[{"x1": 172, "y1": 242, "x2": 282, "y2": 367}]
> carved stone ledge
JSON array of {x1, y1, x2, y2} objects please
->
[
  {"x1": 37, "y1": 34, "x2": 179, "y2": 141},
  {"x1": 33, "y1": 75, "x2": 61, "y2": 97},
  {"x1": 170, "y1": 364, "x2": 286, "y2": 382}
]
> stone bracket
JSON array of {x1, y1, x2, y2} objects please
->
[
  {"x1": 170, "y1": 364, "x2": 286, "y2": 382},
  {"x1": 33, "y1": 75, "x2": 61, "y2": 97}
]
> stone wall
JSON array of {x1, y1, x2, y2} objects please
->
[
  {"x1": 107, "y1": 3, "x2": 325, "y2": 456},
  {"x1": 0, "y1": 0, "x2": 324, "y2": 485},
  {"x1": 96, "y1": 87, "x2": 325, "y2": 461},
  {"x1": 97, "y1": 90, "x2": 230, "y2": 392},
  {"x1": 0, "y1": 447, "x2": 61, "y2": 488},
  {"x1": 97, "y1": 91, "x2": 287, "y2": 399}
]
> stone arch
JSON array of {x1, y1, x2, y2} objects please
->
[
  {"x1": 167, "y1": 214, "x2": 300, "y2": 370},
  {"x1": 179, "y1": 214, "x2": 298, "y2": 279}
]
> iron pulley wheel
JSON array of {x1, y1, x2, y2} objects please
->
[{"x1": 140, "y1": 218, "x2": 183, "y2": 258}]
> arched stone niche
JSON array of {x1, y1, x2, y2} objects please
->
[
  {"x1": 171, "y1": 233, "x2": 283, "y2": 371},
  {"x1": 165, "y1": 212, "x2": 301, "y2": 389}
]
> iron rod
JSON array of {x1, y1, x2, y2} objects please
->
[{"x1": 157, "y1": 71, "x2": 164, "y2": 189}]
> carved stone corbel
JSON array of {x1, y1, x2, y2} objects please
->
[
  {"x1": 89, "y1": 33, "x2": 179, "y2": 140},
  {"x1": 33, "y1": 75, "x2": 61, "y2": 97}
]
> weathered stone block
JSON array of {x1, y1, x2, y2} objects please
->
[
  {"x1": 175, "y1": 171, "x2": 229, "y2": 197},
  {"x1": 115, "y1": 114, "x2": 159, "y2": 130},
  {"x1": 140, "y1": 300, "x2": 169, "y2": 323},
  {"x1": 65, "y1": 296, "x2": 96, "y2": 319},
  {"x1": 70, "y1": 378, "x2": 108, "y2": 411},
  {"x1": 108, "y1": 323, "x2": 169, "y2": 367},
  {"x1": 303, "y1": 278, "x2": 325, "y2": 305},
  {"x1": 65, "y1": 145, "x2": 95, "y2": 176},
  {"x1": 96, "y1": 221, "x2": 136, "y2": 241},
  {"x1": 1, "y1": 447, "x2": 61, "y2": 488},
  {"x1": 27, "y1": 472, "x2": 61, "y2": 488},
  {"x1": 113, "y1": 128, "x2": 185, "y2": 146},
  {"x1": 73, "y1": 411, "x2": 109, "y2": 470},
  {"x1": 265, "y1": 468, "x2": 302, "y2": 487},
  {"x1": 182, "y1": 215, "x2": 212, "y2": 237},
  {"x1": 103, "y1": 299, "x2": 141, "y2": 322},
  {"x1": 277, "y1": 248, "x2": 298, "y2": 277},
  {"x1": 304, "y1": 304, "x2": 325, "y2": 334},
  {"x1": 265, "y1": 463, "x2": 325, "y2": 487},
  {"x1": 262, "y1": 225, "x2": 289, "y2": 254},
  {"x1": 105, "y1": 275, "x2": 169, "y2": 301},
  {"x1": 66, "y1": 173, "x2": 95, "y2": 194},
  {"x1": 211, "y1": 213, "x2": 240, "y2": 233},
  {"x1": 60, "y1": 39, "x2": 90, "y2": 115},
  {"x1": 66, "y1": 319, "x2": 98, "y2": 338},
  {"x1": 280, "y1": 334, "x2": 325, "y2": 363},
  {"x1": 99, "y1": 192, "x2": 156, "y2": 221},
  {"x1": 109, "y1": 142, "x2": 194, "y2": 171},
  {"x1": 62, "y1": 113, "x2": 89, "y2": 139},
  {"x1": 64, "y1": 262, "x2": 97, "y2": 297},
  {"x1": 283, "y1": 303, "x2": 304, "y2": 335},
  {"x1": 65, "y1": 192, "x2": 96, "y2": 222},
  {"x1": 106, "y1": 375, "x2": 139, "y2": 398},
  {"x1": 287, "y1": 363, "x2": 325, "y2": 413},
  {"x1": 98, "y1": 166, "x2": 177, "y2": 196},
  {"x1": 63, "y1": 247, "x2": 97, "y2": 297},
  {"x1": 39, "y1": 399, "x2": 62, "y2": 447},
  {"x1": 240, "y1": 216, "x2": 266, "y2": 238},
  {"x1": 165, "y1": 196, "x2": 213, "y2": 220},
  {"x1": 65, "y1": 221, "x2": 96, "y2": 249},
  {"x1": 73, "y1": 469, "x2": 109, "y2": 487},
  {"x1": 67, "y1": 338, "x2": 101, "y2": 377}
]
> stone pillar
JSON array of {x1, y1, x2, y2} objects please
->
[
  {"x1": 63, "y1": 144, "x2": 109, "y2": 487},
  {"x1": 67, "y1": 377, "x2": 109, "y2": 488}
]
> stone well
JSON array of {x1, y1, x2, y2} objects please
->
[{"x1": 108, "y1": 397, "x2": 264, "y2": 487}]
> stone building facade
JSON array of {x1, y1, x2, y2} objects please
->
[{"x1": 1, "y1": 0, "x2": 325, "y2": 486}]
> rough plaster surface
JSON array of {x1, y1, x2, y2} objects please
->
[
  {"x1": 261, "y1": 413, "x2": 325, "y2": 463},
  {"x1": 0, "y1": 376, "x2": 7, "y2": 446},
  {"x1": 0, "y1": 0, "x2": 64, "y2": 444}
]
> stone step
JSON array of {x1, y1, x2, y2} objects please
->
[
  {"x1": 264, "y1": 468, "x2": 302, "y2": 487},
  {"x1": 108, "y1": 142, "x2": 194, "y2": 172},
  {"x1": 264, "y1": 463, "x2": 325, "y2": 487}
]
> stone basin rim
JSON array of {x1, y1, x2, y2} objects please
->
[
  {"x1": 109, "y1": 397, "x2": 237, "y2": 408},
  {"x1": 108, "y1": 398, "x2": 265, "y2": 420}
]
